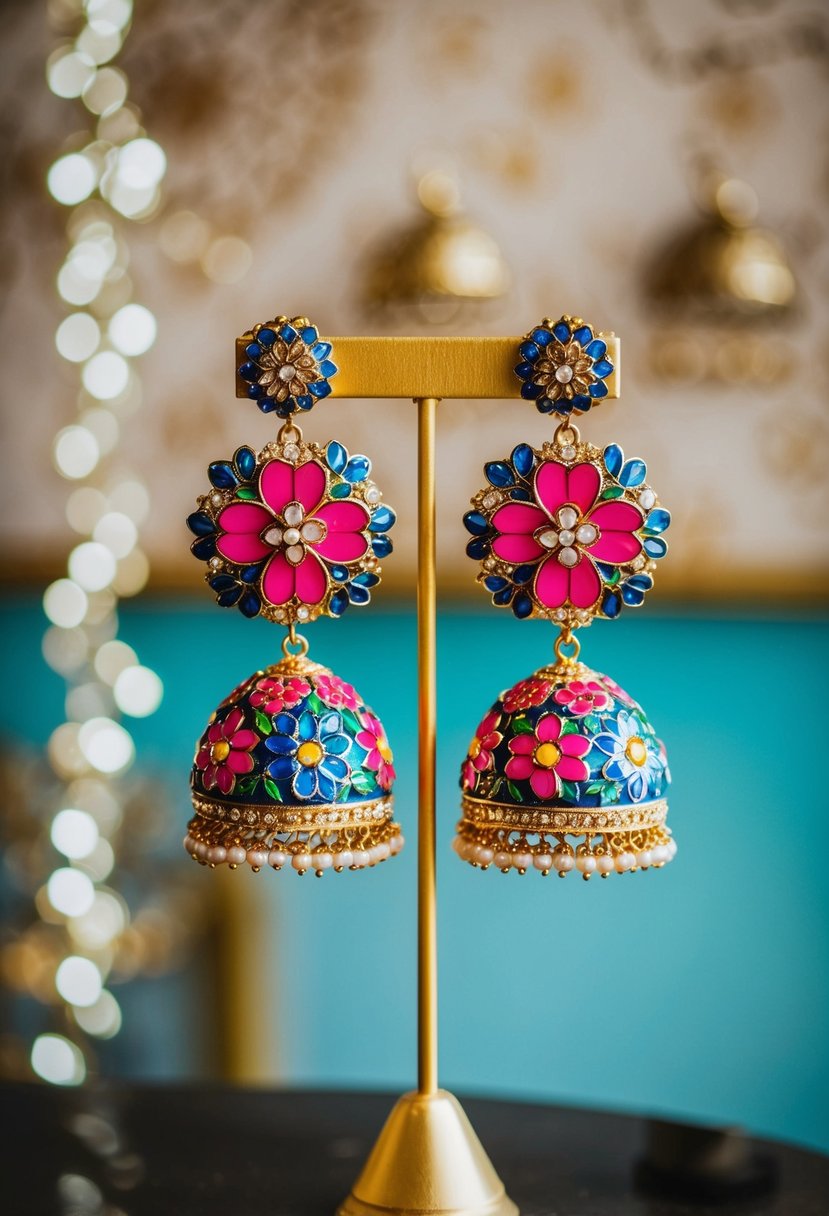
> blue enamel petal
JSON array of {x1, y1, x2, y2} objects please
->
[
  {"x1": 644, "y1": 536, "x2": 668, "y2": 559},
  {"x1": 348, "y1": 583, "x2": 370, "y2": 605},
  {"x1": 626, "y1": 573, "x2": 653, "y2": 591},
  {"x1": 619, "y1": 459, "x2": 647, "y2": 487},
  {"x1": 588, "y1": 381, "x2": 608, "y2": 398},
  {"x1": 244, "y1": 342, "x2": 262, "y2": 359},
  {"x1": 191, "y1": 536, "x2": 216, "y2": 561},
  {"x1": 536, "y1": 397, "x2": 555, "y2": 414},
  {"x1": 352, "y1": 571, "x2": 380, "y2": 588},
  {"x1": 217, "y1": 587, "x2": 243, "y2": 607},
  {"x1": 239, "y1": 361, "x2": 259, "y2": 382},
  {"x1": 311, "y1": 341, "x2": 332, "y2": 361},
  {"x1": 512, "y1": 593, "x2": 533, "y2": 618},
  {"x1": 484, "y1": 575, "x2": 509, "y2": 592},
  {"x1": 239, "y1": 590, "x2": 261, "y2": 618},
  {"x1": 318, "y1": 711, "x2": 342, "y2": 739},
  {"x1": 592, "y1": 359, "x2": 614, "y2": 378},
  {"x1": 274, "y1": 713, "x2": 297, "y2": 736},
  {"x1": 603, "y1": 444, "x2": 624, "y2": 478},
  {"x1": 308, "y1": 380, "x2": 331, "y2": 399},
  {"x1": 511, "y1": 443, "x2": 535, "y2": 477},
  {"x1": 295, "y1": 395, "x2": 314, "y2": 411},
  {"x1": 604, "y1": 758, "x2": 627, "y2": 780},
  {"x1": 466, "y1": 537, "x2": 489, "y2": 559},
  {"x1": 258, "y1": 327, "x2": 277, "y2": 345},
  {"x1": 325, "y1": 732, "x2": 350, "y2": 755},
  {"x1": 234, "y1": 446, "x2": 257, "y2": 480},
  {"x1": 369, "y1": 505, "x2": 396, "y2": 531},
  {"x1": 569, "y1": 396, "x2": 590, "y2": 412},
  {"x1": 585, "y1": 339, "x2": 607, "y2": 360},
  {"x1": 187, "y1": 512, "x2": 215, "y2": 537},
  {"x1": 329, "y1": 563, "x2": 349, "y2": 582},
  {"x1": 330, "y1": 588, "x2": 349, "y2": 615},
  {"x1": 208, "y1": 461, "x2": 237, "y2": 489},
  {"x1": 518, "y1": 340, "x2": 540, "y2": 362},
  {"x1": 531, "y1": 327, "x2": 553, "y2": 347},
  {"x1": 320, "y1": 755, "x2": 348, "y2": 781},
  {"x1": 593, "y1": 733, "x2": 620, "y2": 756},
  {"x1": 208, "y1": 574, "x2": 237, "y2": 592},
  {"x1": 265, "y1": 734, "x2": 298, "y2": 755},
  {"x1": 493, "y1": 586, "x2": 514, "y2": 606},
  {"x1": 344, "y1": 455, "x2": 371, "y2": 483},
  {"x1": 319, "y1": 359, "x2": 338, "y2": 378},
  {"x1": 645, "y1": 508, "x2": 671, "y2": 534},
  {"x1": 601, "y1": 589, "x2": 622, "y2": 618},
  {"x1": 317, "y1": 774, "x2": 337, "y2": 802},
  {"x1": 621, "y1": 584, "x2": 645, "y2": 606},
  {"x1": 267, "y1": 756, "x2": 296, "y2": 781},
  {"x1": 514, "y1": 361, "x2": 534, "y2": 379},
  {"x1": 326, "y1": 441, "x2": 347, "y2": 473},
  {"x1": 594, "y1": 562, "x2": 616, "y2": 582},
  {"x1": 628, "y1": 772, "x2": 646, "y2": 803},
  {"x1": 573, "y1": 326, "x2": 593, "y2": 346},
  {"x1": 520, "y1": 381, "x2": 543, "y2": 400},
  {"x1": 485, "y1": 461, "x2": 515, "y2": 487},
  {"x1": 298, "y1": 711, "x2": 317, "y2": 741},
  {"x1": 240, "y1": 565, "x2": 261, "y2": 583},
  {"x1": 552, "y1": 322, "x2": 571, "y2": 342},
  {"x1": 510, "y1": 488, "x2": 532, "y2": 501},
  {"x1": 372, "y1": 534, "x2": 393, "y2": 558},
  {"x1": 248, "y1": 384, "x2": 264, "y2": 400},
  {"x1": 463, "y1": 511, "x2": 489, "y2": 536},
  {"x1": 513, "y1": 564, "x2": 535, "y2": 583},
  {"x1": 300, "y1": 326, "x2": 318, "y2": 344},
  {"x1": 293, "y1": 767, "x2": 318, "y2": 799}
]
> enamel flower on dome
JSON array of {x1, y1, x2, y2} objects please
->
[
  {"x1": 514, "y1": 316, "x2": 614, "y2": 417},
  {"x1": 464, "y1": 432, "x2": 670, "y2": 629},
  {"x1": 187, "y1": 435, "x2": 395, "y2": 625},
  {"x1": 237, "y1": 316, "x2": 339, "y2": 417}
]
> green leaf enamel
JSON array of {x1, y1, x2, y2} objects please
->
[
  {"x1": 331, "y1": 481, "x2": 351, "y2": 499},
  {"x1": 511, "y1": 717, "x2": 534, "y2": 735},
  {"x1": 559, "y1": 718, "x2": 581, "y2": 735},
  {"x1": 559, "y1": 779, "x2": 579, "y2": 802},
  {"x1": 254, "y1": 710, "x2": 272, "y2": 736},
  {"x1": 263, "y1": 777, "x2": 282, "y2": 802},
  {"x1": 601, "y1": 485, "x2": 624, "y2": 499},
  {"x1": 305, "y1": 692, "x2": 323, "y2": 714},
  {"x1": 236, "y1": 486, "x2": 258, "y2": 500},
  {"x1": 506, "y1": 779, "x2": 524, "y2": 802}
]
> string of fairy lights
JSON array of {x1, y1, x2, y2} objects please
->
[{"x1": 34, "y1": 0, "x2": 165, "y2": 1086}]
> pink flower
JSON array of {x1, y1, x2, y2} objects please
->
[
  {"x1": 214, "y1": 457, "x2": 371, "y2": 608},
  {"x1": 491, "y1": 461, "x2": 644, "y2": 610},
  {"x1": 553, "y1": 678, "x2": 610, "y2": 716},
  {"x1": 601, "y1": 674, "x2": 635, "y2": 706},
  {"x1": 502, "y1": 677, "x2": 552, "y2": 714},
  {"x1": 249, "y1": 675, "x2": 311, "y2": 714},
  {"x1": 314, "y1": 672, "x2": 360, "y2": 711},
  {"x1": 505, "y1": 714, "x2": 590, "y2": 799},
  {"x1": 461, "y1": 710, "x2": 503, "y2": 791},
  {"x1": 195, "y1": 707, "x2": 259, "y2": 796},
  {"x1": 356, "y1": 712, "x2": 396, "y2": 790}
]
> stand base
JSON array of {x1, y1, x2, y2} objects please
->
[{"x1": 338, "y1": 1089, "x2": 518, "y2": 1216}]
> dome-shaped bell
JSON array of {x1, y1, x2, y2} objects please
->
[
  {"x1": 186, "y1": 655, "x2": 403, "y2": 876},
  {"x1": 455, "y1": 663, "x2": 674, "y2": 879}
]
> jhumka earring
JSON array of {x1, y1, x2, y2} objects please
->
[
  {"x1": 455, "y1": 315, "x2": 675, "y2": 878},
  {"x1": 184, "y1": 317, "x2": 403, "y2": 875}
]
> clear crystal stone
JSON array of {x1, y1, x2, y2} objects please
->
[
  {"x1": 576, "y1": 523, "x2": 597, "y2": 544},
  {"x1": 558, "y1": 528, "x2": 575, "y2": 546},
  {"x1": 297, "y1": 606, "x2": 310, "y2": 620},
  {"x1": 264, "y1": 526, "x2": 283, "y2": 546},
  {"x1": 638, "y1": 488, "x2": 656, "y2": 510},
  {"x1": 285, "y1": 543, "x2": 304, "y2": 563},
  {"x1": 560, "y1": 444, "x2": 576, "y2": 460},
  {"x1": 558, "y1": 506, "x2": 578, "y2": 529},
  {"x1": 283, "y1": 502, "x2": 304, "y2": 527},
  {"x1": 558, "y1": 546, "x2": 578, "y2": 567},
  {"x1": 555, "y1": 364, "x2": 574, "y2": 384},
  {"x1": 209, "y1": 557, "x2": 221, "y2": 568},
  {"x1": 538, "y1": 528, "x2": 559, "y2": 549},
  {"x1": 283, "y1": 443, "x2": 300, "y2": 461},
  {"x1": 482, "y1": 491, "x2": 499, "y2": 509},
  {"x1": 300, "y1": 520, "x2": 323, "y2": 542},
  {"x1": 278, "y1": 364, "x2": 295, "y2": 383}
]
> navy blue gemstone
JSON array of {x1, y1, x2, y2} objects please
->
[
  {"x1": 300, "y1": 326, "x2": 318, "y2": 344},
  {"x1": 275, "y1": 401, "x2": 293, "y2": 417},
  {"x1": 571, "y1": 395, "x2": 592, "y2": 411},
  {"x1": 514, "y1": 361, "x2": 534, "y2": 380},
  {"x1": 330, "y1": 588, "x2": 349, "y2": 616},
  {"x1": 585, "y1": 339, "x2": 607, "y2": 360},
  {"x1": 645, "y1": 508, "x2": 671, "y2": 534},
  {"x1": 217, "y1": 586, "x2": 243, "y2": 607},
  {"x1": 239, "y1": 361, "x2": 258, "y2": 382},
  {"x1": 552, "y1": 322, "x2": 571, "y2": 343},
  {"x1": 513, "y1": 564, "x2": 534, "y2": 584},
  {"x1": 248, "y1": 384, "x2": 264, "y2": 399},
  {"x1": 510, "y1": 488, "x2": 532, "y2": 501},
  {"x1": 186, "y1": 511, "x2": 215, "y2": 537},
  {"x1": 513, "y1": 592, "x2": 533, "y2": 619},
  {"x1": 352, "y1": 571, "x2": 380, "y2": 588},
  {"x1": 626, "y1": 573, "x2": 653, "y2": 591},
  {"x1": 208, "y1": 574, "x2": 237, "y2": 592},
  {"x1": 588, "y1": 381, "x2": 608, "y2": 399},
  {"x1": 330, "y1": 564, "x2": 350, "y2": 582},
  {"x1": 595, "y1": 562, "x2": 616, "y2": 582},
  {"x1": 369, "y1": 505, "x2": 396, "y2": 532},
  {"x1": 536, "y1": 397, "x2": 555, "y2": 414},
  {"x1": 257, "y1": 327, "x2": 276, "y2": 346},
  {"x1": 372, "y1": 534, "x2": 393, "y2": 558},
  {"x1": 466, "y1": 537, "x2": 489, "y2": 560},
  {"x1": 240, "y1": 565, "x2": 261, "y2": 584},
  {"x1": 555, "y1": 399, "x2": 575, "y2": 415},
  {"x1": 604, "y1": 444, "x2": 624, "y2": 478},
  {"x1": 592, "y1": 358, "x2": 614, "y2": 378},
  {"x1": 258, "y1": 396, "x2": 276, "y2": 412},
  {"x1": 318, "y1": 359, "x2": 337, "y2": 378},
  {"x1": 573, "y1": 325, "x2": 593, "y2": 346},
  {"x1": 511, "y1": 443, "x2": 534, "y2": 477},
  {"x1": 463, "y1": 511, "x2": 489, "y2": 536},
  {"x1": 602, "y1": 589, "x2": 622, "y2": 618},
  {"x1": 621, "y1": 584, "x2": 645, "y2": 606},
  {"x1": 326, "y1": 441, "x2": 348, "y2": 473},
  {"x1": 244, "y1": 342, "x2": 262, "y2": 359},
  {"x1": 208, "y1": 461, "x2": 237, "y2": 489},
  {"x1": 493, "y1": 586, "x2": 514, "y2": 606},
  {"x1": 485, "y1": 461, "x2": 515, "y2": 487},
  {"x1": 239, "y1": 590, "x2": 261, "y2": 618},
  {"x1": 484, "y1": 575, "x2": 509, "y2": 592},
  {"x1": 619, "y1": 459, "x2": 647, "y2": 488},
  {"x1": 344, "y1": 455, "x2": 371, "y2": 483},
  {"x1": 644, "y1": 536, "x2": 668, "y2": 559},
  {"x1": 278, "y1": 325, "x2": 296, "y2": 342},
  {"x1": 311, "y1": 341, "x2": 332, "y2": 361},
  {"x1": 347, "y1": 583, "x2": 370, "y2": 605},
  {"x1": 520, "y1": 381, "x2": 543, "y2": 400},
  {"x1": 308, "y1": 379, "x2": 331, "y2": 399},
  {"x1": 518, "y1": 340, "x2": 540, "y2": 362},
  {"x1": 295, "y1": 395, "x2": 314, "y2": 411},
  {"x1": 531, "y1": 327, "x2": 553, "y2": 347},
  {"x1": 234, "y1": 446, "x2": 256, "y2": 480}
]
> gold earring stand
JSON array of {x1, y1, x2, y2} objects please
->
[{"x1": 236, "y1": 333, "x2": 621, "y2": 1216}]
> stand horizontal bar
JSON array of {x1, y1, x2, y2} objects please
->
[{"x1": 236, "y1": 335, "x2": 620, "y2": 400}]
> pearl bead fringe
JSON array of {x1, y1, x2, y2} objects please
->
[
  {"x1": 451, "y1": 826, "x2": 676, "y2": 879},
  {"x1": 184, "y1": 821, "x2": 404, "y2": 876}
]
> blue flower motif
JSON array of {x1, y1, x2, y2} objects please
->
[
  {"x1": 593, "y1": 710, "x2": 666, "y2": 803},
  {"x1": 238, "y1": 317, "x2": 338, "y2": 418},
  {"x1": 264, "y1": 709, "x2": 351, "y2": 801},
  {"x1": 514, "y1": 317, "x2": 614, "y2": 417}
]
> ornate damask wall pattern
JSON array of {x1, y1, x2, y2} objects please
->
[{"x1": 1, "y1": 0, "x2": 827, "y2": 597}]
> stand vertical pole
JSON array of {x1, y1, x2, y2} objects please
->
[{"x1": 417, "y1": 397, "x2": 439, "y2": 1097}]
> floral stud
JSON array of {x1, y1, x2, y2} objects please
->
[
  {"x1": 237, "y1": 315, "x2": 338, "y2": 417},
  {"x1": 515, "y1": 315, "x2": 614, "y2": 417}
]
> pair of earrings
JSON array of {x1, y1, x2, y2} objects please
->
[{"x1": 184, "y1": 314, "x2": 675, "y2": 879}]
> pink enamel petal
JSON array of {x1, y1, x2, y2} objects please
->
[
  {"x1": 559, "y1": 733, "x2": 591, "y2": 758},
  {"x1": 312, "y1": 530, "x2": 369, "y2": 562},
  {"x1": 315, "y1": 501, "x2": 371, "y2": 532},
  {"x1": 294, "y1": 552, "x2": 327, "y2": 605},
  {"x1": 534, "y1": 461, "x2": 568, "y2": 516},
  {"x1": 207, "y1": 722, "x2": 223, "y2": 744},
  {"x1": 203, "y1": 764, "x2": 218, "y2": 789},
  {"x1": 472, "y1": 752, "x2": 489, "y2": 771},
  {"x1": 556, "y1": 755, "x2": 588, "y2": 781},
  {"x1": 569, "y1": 554, "x2": 601, "y2": 609},
  {"x1": 505, "y1": 755, "x2": 534, "y2": 781},
  {"x1": 536, "y1": 714, "x2": 563, "y2": 743},
  {"x1": 534, "y1": 556, "x2": 569, "y2": 608},
  {"x1": 229, "y1": 729, "x2": 258, "y2": 750},
  {"x1": 217, "y1": 502, "x2": 272, "y2": 533},
  {"x1": 588, "y1": 501, "x2": 644, "y2": 531},
  {"x1": 530, "y1": 769, "x2": 558, "y2": 799},
  {"x1": 261, "y1": 551, "x2": 296, "y2": 606},
  {"x1": 508, "y1": 735, "x2": 535, "y2": 755},
  {"x1": 492, "y1": 503, "x2": 547, "y2": 534},
  {"x1": 224, "y1": 707, "x2": 244, "y2": 735},
  {"x1": 216, "y1": 766, "x2": 234, "y2": 795},
  {"x1": 226, "y1": 751, "x2": 254, "y2": 774},
  {"x1": 294, "y1": 461, "x2": 327, "y2": 513},
  {"x1": 567, "y1": 463, "x2": 601, "y2": 515},
  {"x1": 587, "y1": 532, "x2": 642, "y2": 563},
  {"x1": 215, "y1": 532, "x2": 272, "y2": 563},
  {"x1": 492, "y1": 534, "x2": 545, "y2": 562},
  {"x1": 195, "y1": 747, "x2": 210, "y2": 769},
  {"x1": 480, "y1": 710, "x2": 500, "y2": 735},
  {"x1": 259, "y1": 460, "x2": 294, "y2": 514}
]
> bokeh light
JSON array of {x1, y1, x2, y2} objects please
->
[
  {"x1": 55, "y1": 956, "x2": 103, "y2": 1007},
  {"x1": 73, "y1": 989, "x2": 122, "y2": 1038},
  {"x1": 31, "y1": 1034, "x2": 86, "y2": 1086},
  {"x1": 82, "y1": 350, "x2": 129, "y2": 399},
  {"x1": 108, "y1": 302, "x2": 156, "y2": 354},
  {"x1": 47, "y1": 868, "x2": 96, "y2": 918},
  {"x1": 68, "y1": 541, "x2": 117, "y2": 591},
  {"x1": 54, "y1": 425, "x2": 99, "y2": 479},
  {"x1": 93, "y1": 510, "x2": 137, "y2": 557},
  {"x1": 93, "y1": 638, "x2": 137, "y2": 684},
  {"x1": 51, "y1": 809, "x2": 100, "y2": 860},
  {"x1": 56, "y1": 312, "x2": 100, "y2": 362},
  {"x1": 48, "y1": 154, "x2": 98, "y2": 206},
  {"x1": 113, "y1": 665, "x2": 163, "y2": 717},
  {"x1": 43, "y1": 579, "x2": 88, "y2": 628},
  {"x1": 78, "y1": 717, "x2": 135, "y2": 773}
]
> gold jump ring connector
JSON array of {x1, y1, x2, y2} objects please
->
[
  {"x1": 554, "y1": 625, "x2": 580, "y2": 667},
  {"x1": 282, "y1": 625, "x2": 310, "y2": 658}
]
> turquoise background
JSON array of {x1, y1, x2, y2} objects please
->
[{"x1": 2, "y1": 598, "x2": 828, "y2": 1152}]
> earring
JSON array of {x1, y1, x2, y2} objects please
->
[
  {"x1": 455, "y1": 315, "x2": 674, "y2": 879},
  {"x1": 185, "y1": 316, "x2": 403, "y2": 876}
]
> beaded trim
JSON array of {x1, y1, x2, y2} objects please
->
[
  {"x1": 460, "y1": 794, "x2": 668, "y2": 834},
  {"x1": 191, "y1": 790, "x2": 394, "y2": 832}
]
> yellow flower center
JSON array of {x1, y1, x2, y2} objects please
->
[
  {"x1": 211, "y1": 740, "x2": 230, "y2": 762},
  {"x1": 468, "y1": 737, "x2": 482, "y2": 759},
  {"x1": 534, "y1": 742, "x2": 561, "y2": 769},
  {"x1": 377, "y1": 737, "x2": 393, "y2": 763},
  {"x1": 297, "y1": 741, "x2": 324, "y2": 768},
  {"x1": 625, "y1": 736, "x2": 647, "y2": 767}
]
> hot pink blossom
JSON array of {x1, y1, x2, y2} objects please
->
[
  {"x1": 553, "y1": 678, "x2": 610, "y2": 716},
  {"x1": 195, "y1": 707, "x2": 258, "y2": 796},
  {"x1": 461, "y1": 710, "x2": 502, "y2": 791},
  {"x1": 249, "y1": 675, "x2": 311, "y2": 715},
  {"x1": 314, "y1": 672, "x2": 360, "y2": 711},
  {"x1": 505, "y1": 714, "x2": 590, "y2": 799},
  {"x1": 491, "y1": 461, "x2": 643, "y2": 611},
  {"x1": 502, "y1": 677, "x2": 552, "y2": 714},
  {"x1": 356, "y1": 712, "x2": 396, "y2": 790}
]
